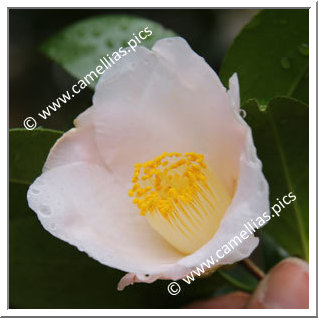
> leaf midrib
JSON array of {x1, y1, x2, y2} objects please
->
[
  {"x1": 287, "y1": 62, "x2": 309, "y2": 98},
  {"x1": 267, "y1": 109, "x2": 308, "y2": 260}
]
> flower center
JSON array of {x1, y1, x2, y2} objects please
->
[{"x1": 128, "y1": 152, "x2": 232, "y2": 254}]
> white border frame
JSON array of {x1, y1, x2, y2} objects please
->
[{"x1": 3, "y1": 1, "x2": 316, "y2": 316}]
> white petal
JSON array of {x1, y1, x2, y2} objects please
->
[
  {"x1": 92, "y1": 37, "x2": 245, "y2": 194},
  {"x1": 117, "y1": 273, "x2": 161, "y2": 291},
  {"x1": 43, "y1": 107, "x2": 105, "y2": 171},
  {"x1": 179, "y1": 130, "x2": 268, "y2": 268},
  {"x1": 152, "y1": 37, "x2": 227, "y2": 97},
  {"x1": 228, "y1": 73, "x2": 241, "y2": 113},
  {"x1": 28, "y1": 37, "x2": 269, "y2": 290},
  {"x1": 27, "y1": 162, "x2": 185, "y2": 274},
  {"x1": 118, "y1": 125, "x2": 269, "y2": 286}
]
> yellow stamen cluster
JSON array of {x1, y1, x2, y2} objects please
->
[
  {"x1": 129, "y1": 152, "x2": 207, "y2": 217},
  {"x1": 128, "y1": 152, "x2": 232, "y2": 254}
]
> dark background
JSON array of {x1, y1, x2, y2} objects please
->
[{"x1": 9, "y1": 9, "x2": 258, "y2": 131}]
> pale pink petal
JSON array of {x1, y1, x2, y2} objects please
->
[
  {"x1": 116, "y1": 77, "x2": 269, "y2": 287},
  {"x1": 44, "y1": 107, "x2": 105, "y2": 171},
  {"x1": 27, "y1": 162, "x2": 184, "y2": 274},
  {"x1": 92, "y1": 37, "x2": 246, "y2": 195},
  {"x1": 27, "y1": 37, "x2": 270, "y2": 290},
  {"x1": 228, "y1": 73, "x2": 240, "y2": 113},
  {"x1": 179, "y1": 128, "x2": 269, "y2": 269}
]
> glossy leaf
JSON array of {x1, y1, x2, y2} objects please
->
[
  {"x1": 243, "y1": 97, "x2": 308, "y2": 260},
  {"x1": 219, "y1": 263, "x2": 258, "y2": 293},
  {"x1": 220, "y1": 9, "x2": 309, "y2": 104},
  {"x1": 259, "y1": 231, "x2": 289, "y2": 271},
  {"x1": 41, "y1": 15, "x2": 176, "y2": 88}
]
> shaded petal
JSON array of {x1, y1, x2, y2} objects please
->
[
  {"x1": 175, "y1": 76, "x2": 268, "y2": 273},
  {"x1": 118, "y1": 122, "x2": 269, "y2": 286},
  {"x1": 179, "y1": 126, "x2": 269, "y2": 270},
  {"x1": 117, "y1": 273, "x2": 161, "y2": 291},
  {"x1": 43, "y1": 107, "x2": 105, "y2": 171},
  {"x1": 228, "y1": 73, "x2": 240, "y2": 113},
  {"x1": 92, "y1": 37, "x2": 245, "y2": 194},
  {"x1": 28, "y1": 162, "x2": 184, "y2": 274}
]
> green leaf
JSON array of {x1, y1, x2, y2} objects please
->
[
  {"x1": 220, "y1": 9, "x2": 309, "y2": 104},
  {"x1": 41, "y1": 15, "x2": 177, "y2": 88},
  {"x1": 259, "y1": 231, "x2": 289, "y2": 271},
  {"x1": 244, "y1": 97, "x2": 308, "y2": 260},
  {"x1": 219, "y1": 263, "x2": 258, "y2": 292},
  {"x1": 9, "y1": 128, "x2": 62, "y2": 185}
]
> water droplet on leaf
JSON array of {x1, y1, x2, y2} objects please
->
[
  {"x1": 280, "y1": 56, "x2": 291, "y2": 69},
  {"x1": 298, "y1": 43, "x2": 309, "y2": 56},
  {"x1": 77, "y1": 30, "x2": 85, "y2": 37},
  {"x1": 92, "y1": 29, "x2": 101, "y2": 37},
  {"x1": 240, "y1": 109, "x2": 247, "y2": 118},
  {"x1": 259, "y1": 104, "x2": 267, "y2": 111},
  {"x1": 105, "y1": 39, "x2": 114, "y2": 49},
  {"x1": 121, "y1": 24, "x2": 128, "y2": 31}
]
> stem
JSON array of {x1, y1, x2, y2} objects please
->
[{"x1": 241, "y1": 258, "x2": 265, "y2": 280}]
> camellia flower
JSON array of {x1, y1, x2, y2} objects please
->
[{"x1": 27, "y1": 37, "x2": 269, "y2": 290}]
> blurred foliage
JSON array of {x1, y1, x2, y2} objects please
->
[
  {"x1": 9, "y1": 9, "x2": 309, "y2": 308},
  {"x1": 41, "y1": 15, "x2": 176, "y2": 88},
  {"x1": 9, "y1": 128, "x2": 62, "y2": 184}
]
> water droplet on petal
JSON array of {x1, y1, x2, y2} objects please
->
[
  {"x1": 38, "y1": 205, "x2": 51, "y2": 216},
  {"x1": 240, "y1": 109, "x2": 247, "y2": 118},
  {"x1": 30, "y1": 188, "x2": 40, "y2": 195},
  {"x1": 36, "y1": 179, "x2": 45, "y2": 186},
  {"x1": 298, "y1": 43, "x2": 309, "y2": 56},
  {"x1": 259, "y1": 179, "x2": 267, "y2": 191},
  {"x1": 280, "y1": 56, "x2": 291, "y2": 69},
  {"x1": 49, "y1": 223, "x2": 56, "y2": 230}
]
